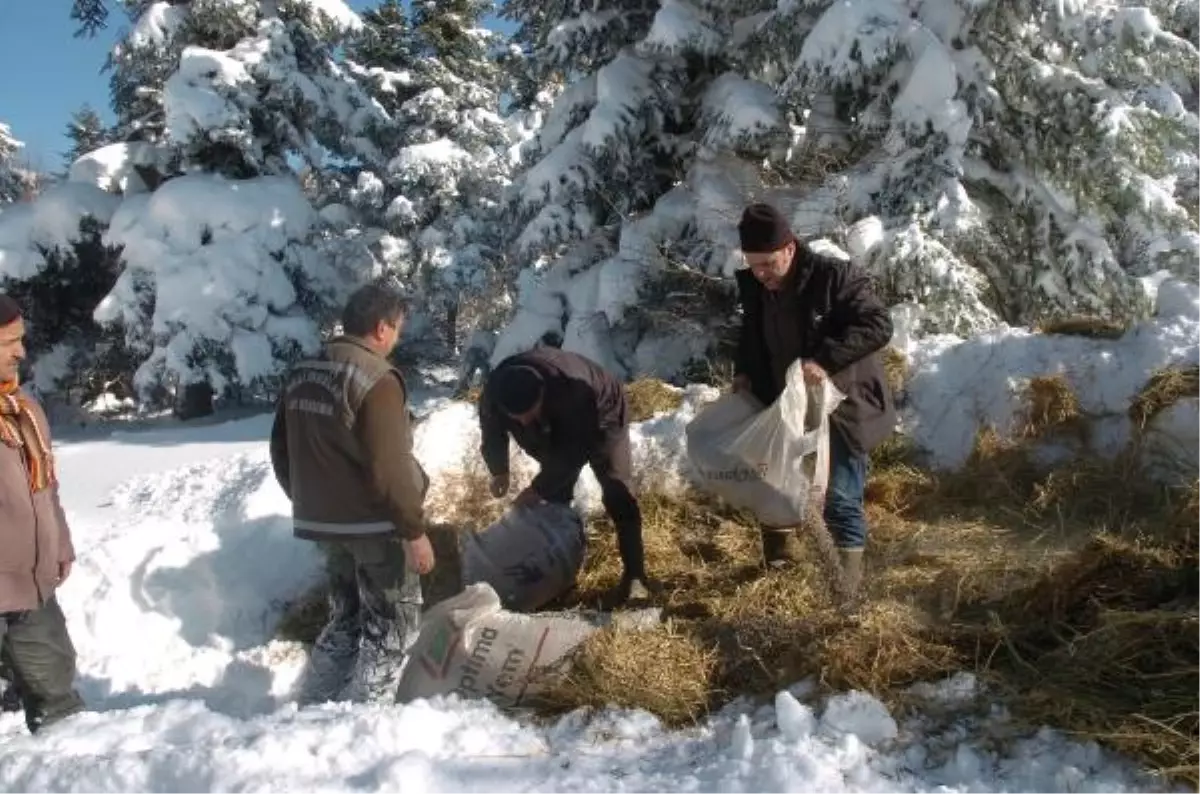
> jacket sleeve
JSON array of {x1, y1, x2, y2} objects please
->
[
  {"x1": 530, "y1": 383, "x2": 598, "y2": 499},
  {"x1": 269, "y1": 400, "x2": 291, "y2": 500},
  {"x1": 812, "y1": 260, "x2": 893, "y2": 375},
  {"x1": 354, "y1": 374, "x2": 427, "y2": 541},
  {"x1": 478, "y1": 386, "x2": 510, "y2": 478},
  {"x1": 52, "y1": 485, "x2": 75, "y2": 564}
]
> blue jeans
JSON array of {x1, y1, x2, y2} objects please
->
[{"x1": 824, "y1": 427, "x2": 868, "y2": 550}]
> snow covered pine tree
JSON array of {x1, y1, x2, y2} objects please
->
[
  {"x1": 493, "y1": 0, "x2": 800, "y2": 381},
  {"x1": 350, "y1": 0, "x2": 517, "y2": 355},
  {"x1": 496, "y1": 0, "x2": 1197, "y2": 375},
  {"x1": 0, "y1": 123, "x2": 32, "y2": 205},
  {"x1": 90, "y1": 0, "x2": 392, "y2": 416},
  {"x1": 744, "y1": 0, "x2": 1198, "y2": 332}
]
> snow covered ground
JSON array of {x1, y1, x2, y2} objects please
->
[
  {"x1": 899, "y1": 275, "x2": 1200, "y2": 471},
  {"x1": 0, "y1": 283, "x2": 1194, "y2": 791}
]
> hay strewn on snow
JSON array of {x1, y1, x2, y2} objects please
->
[
  {"x1": 1020, "y1": 374, "x2": 1084, "y2": 440},
  {"x1": 536, "y1": 621, "x2": 716, "y2": 724},
  {"x1": 1037, "y1": 316, "x2": 1130, "y2": 340},
  {"x1": 537, "y1": 374, "x2": 1197, "y2": 783},
  {"x1": 626, "y1": 378, "x2": 684, "y2": 422},
  {"x1": 276, "y1": 377, "x2": 1199, "y2": 785},
  {"x1": 1130, "y1": 365, "x2": 1199, "y2": 429}
]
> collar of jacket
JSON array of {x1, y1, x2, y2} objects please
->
[
  {"x1": 326, "y1": 334, "x2": 386, "y2": 360},
  {"x1": 782, "y1": 245, "x2": 817, "y2": 297}
]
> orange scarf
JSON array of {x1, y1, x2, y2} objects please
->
[{"x1": 0, "y1": 380, "x2": 55, "y2": 492}]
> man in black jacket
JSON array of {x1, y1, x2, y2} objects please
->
[
  {"x1": 732, "y1": 202, "x2": 896, "y2": 599},
  {"x1": 478, "y1": 347, "x2": 651, "y2": 605}
]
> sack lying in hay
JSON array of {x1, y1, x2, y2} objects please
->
[
  {"x1": 460, "y1": 502, "x2": 586, "y2": 612},
  {"x1": 395, "y1": 582, "x2": 660, "y2": 709},
  {"x1": 686, "y1": 361, "x2": 845, "y2": 527}
]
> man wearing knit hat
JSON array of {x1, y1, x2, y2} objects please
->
[
  {"x1": 478, "y1": 346, "x2": 652, "y2": 605},
  {"x1": 0, "y1": 294, "x2": 86, "y2": 734},
  {"x1": 732, "y1": 202, "x2": 896, "y2": 603}
]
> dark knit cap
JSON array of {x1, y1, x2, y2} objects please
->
[
  {"x1": 738, "y1": 203, "x2": 795, "y2": 253},
  {"x1": 0, "y1": 294, "x2": 21, "y2": 327},
  {"x1": 494, "y1": 364, "x2": 544, "y2": 415}
]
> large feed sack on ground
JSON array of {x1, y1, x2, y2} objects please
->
[
  {"x1": 687, "y1": 362, "x2": 845, "y2": 527},
  {"x1": 460, "y1": 502, "x2": 586, "y2": 612},
  {"x1": 395, "y1": 582, "x2": 659, "y2": 709}
]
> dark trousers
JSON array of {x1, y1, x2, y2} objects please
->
[
  {"x1": 0, "y1": 597, "x2": 85, "y2": 733},
  {"x1": 824, "y1": 427, "x2": 869, "y2": 549},
  {"x1": 535, "y1": 428, "x2": 646, "y2": 580},
  {"x1": 298, "y1": 537, "x2": 423, "y2": 705}
]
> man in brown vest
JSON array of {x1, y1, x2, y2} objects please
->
[
  {"x1": 270, "y1": 283, "x2": 433, "y2": 705},
  {"x1": 0, "y1": 294, "x2": 85, "y2": 733}
]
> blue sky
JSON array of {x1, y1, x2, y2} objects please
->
[
  {"x1": 0, "y1": 2, "x2": 120, "y2": 171},
  {"x1": 0, "y1": 1, "x2": 515, "y2": 173}
]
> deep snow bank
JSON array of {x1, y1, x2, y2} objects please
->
[{"x1": 897, "y1": 277, "x2": 1199, "y2": 471}]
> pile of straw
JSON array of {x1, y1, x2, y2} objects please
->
[
  {"x1": 1036, "y1": 316, "x2": 1129, "y2": 340},
  {"x1": 625, "y1": 378, "x2": 685, "y2": 423}
]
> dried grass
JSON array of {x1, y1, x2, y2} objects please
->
[
  {"x1": 881, "y1": 346, "x2": 910, "y2": 396},
  {"x1": 536, "y1": 621, "x2": 717, "y2": 724},
  {"x1": 964, "y1": 532, "x2": 1199, "y2": 782},
  {"x1": 461, "y1": 385, "x2": 483, "y2": 404},
  {"x1": 538, "y1": 485, "x2": 969, "y2": 722},
  {"x1": 626, "y1": 378, "x2": 685, "y2": 423},
  {"x1": 1129, "y1": 365, "x2": 1200, "y2": 430},
  {"x1": 1036, "y1": 316, "x2": 1130, "y2": 340},
  {"x1": 865, "y1": 433, "x2": 931, "y2": 514},
  {"x1": 1019, "y1": 374, "x2": 1085, "y2": 440}
]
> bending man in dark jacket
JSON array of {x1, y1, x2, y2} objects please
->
[
  {"x1": 270, "y1": 283, "x2": 433, "y2": 705},
  {"x1": 732, "y1": 203, "x2": 896, "y2": 600},
  {"x1": 478, "y1": 347, "x2": 651, "y2": 605}
]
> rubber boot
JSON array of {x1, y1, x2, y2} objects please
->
[
  {"x1": 760, "y1": 527, "x2": 805, "y2": 568},
  {"x1": 839, "y1": 549, "x2": 864, "y2": 597},
  {"x1": 836, "y1": 548, "x2": 865, "y2": 615},
  {"x1": 801, "y1": 521, "x2": 849, "y2": 606}
]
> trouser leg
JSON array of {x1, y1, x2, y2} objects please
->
[
  {"x1": 823, "y1": 428, "x2": 870, "y2": 599},
  {"x1": 589, "y1": 428, "x2": 646, "y2": 582},
  {"x1": 342, "y1": 537, "x2": 423, "y2": 704},
  {"x1": 823, "y1": 427, "x2": 869, "y2": 550},
  {"x1": 297, "y1": 541, "x2": 361, "y2": 706},
  {"x1": 1, "y1": 598, "x2": 85, "y2": 733}
]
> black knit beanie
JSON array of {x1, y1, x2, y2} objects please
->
[
  {"x1": 0, "y1": 294, "x2": 21, "y2": 327},
  {"x1": 494, "y1": 365, "x2": 544, "y2": 415},
  {"x1": 738, "y1": 203, "x2": 795, "y2": 253}
]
